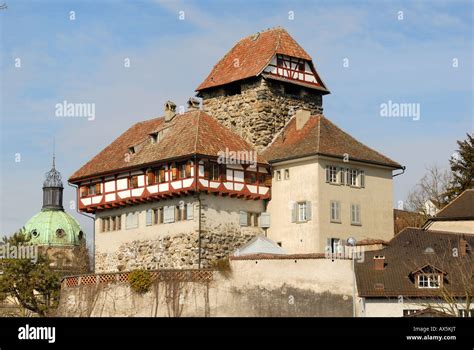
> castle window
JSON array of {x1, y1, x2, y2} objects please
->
[
  {"x1": 129, "y1": 176, "x2": 139, "y2": 189},
  {"x1": 147, "y1": 169, "x2": 156, "y2": 185},
  {"x1": 244, "y1": 171, "x2": 257, "y2": 185},
  {"x1": 178, "y1": 161, "x2": 192, "y2": 179},
  {"x1": 277, "y1": 56, "x2": 284, "y2": 67},
  {"x1": 170, "y1": 163, "x2": 178, "y2": 181},
  {"x1": 298, "y1": 62, "x2": 305, "y2": 71},
  {"x1": 88, "y1": 183, "x2": 101, "y2": 195},
  {"x1": 158, "y1": 167, "x2": 166, "y2": 183},
  {"x1": 80, "y1": 186, "x2": 88, "y2": 197},
  {"x1": 276, "y1": 170, "x2": 281, "y2": 181},
  {"x1": 78, "y1": 231, "x2": 84, "y2": 240},
  {"x1": 284, "y1": 169, "x2": 290, "y2": 180},
  {"x1": 126, "y1": 212, "x2": 139, "y2": 229},
  {"x1": 327, "y1": 238, "x2": 342, "y2": 254},
  {"x1": 205, "y1": 162, "x2": 220, "y2": 181}
]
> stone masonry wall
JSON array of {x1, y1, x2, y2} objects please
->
[
  {"x1": 201, "y1": 77, "x2": 323, "y2": 151},
  {"x1": 96, "y1": 225, "x2": 255, "y2": 272}
]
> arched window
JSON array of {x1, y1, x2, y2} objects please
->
[{"x1": 56, "y1": 228, "x2": 65, "y2": 238}]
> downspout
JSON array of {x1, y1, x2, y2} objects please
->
[
  {"x1": 68, "y1": 182, "x2": 95, "y2": 272},
  {"x1": 194, "y1": 155, "x2": 202, "y2": 269}
]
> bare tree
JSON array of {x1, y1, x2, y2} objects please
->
[{"x1": 405, "y1": 164, "x2": 452, "y2": 216}]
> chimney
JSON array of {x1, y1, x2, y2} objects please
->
[
  {"x1": 373, "y1": 255, "x2": 385, "y2": 270},
  {"x1": 187, "y1": 97, "x2": 201, "y2": 111},
  {"x1": 460, "y1": 238, "x2": 469, "y2": 257},
  {"x1": 164, "y1": 100, "x2": 177, "y2": 122},
  {"x1": 295, "y1": 109, "x2": 311, "y2": 130}
]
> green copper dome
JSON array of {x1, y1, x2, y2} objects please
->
[
  {"x1": 22, "y1": 156, "x2": 85, "y2": 247},
  {"x1": 24, "y1": 209, "x2": 84, "y2": 246}
]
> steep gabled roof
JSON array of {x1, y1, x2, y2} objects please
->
[
  {"x1": 196, "y1": 27, "x2": 327, "y2": 91},
  {"x1": 355, "y1": 228, "x2": 474, "y2": 297},
  {"x1": 433, "y1": 189, "x2": 474, "y2": 220},
  {"x1": 262, "y1": 115, "x2": 403, "y2": 169},
  {"x1": 69, "y1": 110, "x2": 265, "y2": 182}
]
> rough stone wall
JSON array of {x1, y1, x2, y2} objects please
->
[
  {"x1": 201, "y1": 77, "x2": 323, "y2": 151},
  {"x1": 94, "y1": 195, "x2": 262, "y2": 273},
  {"x1": 96, "y1": 226, "x2": 254, "y2": 272}
]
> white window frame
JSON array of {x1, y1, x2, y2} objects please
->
[
  {"x1": 298, "y1": 202, "x2": 307, "y2": 222},
  {"x1": 330, "y1": 201, "x2": 341, "y2": 223},
  {"x1": 349, "y1": 169, "x2": 358, "y2": 186},
  {"x1": 328, "y1": 166, "x2": 338, "y2": 183},
  {"x1": 417, "y1": 274, "x2": 441, "y2": 289},
  {"x1": 351, "y1": 204, "x2": 361, "y2": 225}
]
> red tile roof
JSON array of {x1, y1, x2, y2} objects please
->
[
  {"x1": 262, "y1": 114, "x2": 403, "y2": 169},
  {"x1": 69, "y1": 110, "x2": 265, "y2": 182},
  {"x1": 196, "y1": 27, "x2": 326, "y2": 91}
]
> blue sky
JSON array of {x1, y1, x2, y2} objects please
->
[{"x1": 0, "y1": 0, "x2": 472, "y2": 239}]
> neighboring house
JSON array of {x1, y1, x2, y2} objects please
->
[
  {"x1": 355, "y1": 228, "x2": 473, "y2": 317},
  {"x1": 69, "y1": 27, "x2": 403, "y2": 272},
  {"x1": 423, "y1": 189, "x2": 474, "y2": 234},
  {"x1": 261, "y1": 111, "x2": 403, "y2": 253},
  {"x1": 393, "y1": 209, "x2": 425, "y2": 235}
]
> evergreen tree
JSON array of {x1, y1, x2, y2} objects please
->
[{"x1": 446, "y1": 133, "x2": 474, "y2": 201}]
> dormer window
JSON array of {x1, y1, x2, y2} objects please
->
[
  {"x1": 128, "y1": 147, "x2": 135, "y2": 154},
  {"x1": 417, "y1": 274, "x2": 441, "y2": 289},
  {"x1": 411, "y1": 264, "x2": 446, "y2": 289},
  {"x1": 150, "y1": 133, "x2": 158, "y2": 144},
  {"x1": 298, "y1": 62, "x2": 305, "y2": 71}
]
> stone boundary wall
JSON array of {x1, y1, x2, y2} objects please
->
[{"x1": 58, "y1": 257, "x2": 353, "y2": 317}]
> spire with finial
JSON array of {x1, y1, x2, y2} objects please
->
[{"x1": 42, "y1": 139, "x2": 64, "y2": 210}]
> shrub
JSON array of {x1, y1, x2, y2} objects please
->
[{"x1": 128, "y1": 269, "x2": 152, "y2": 294}]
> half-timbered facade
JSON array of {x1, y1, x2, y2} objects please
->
[{"x1": 69, "y1": 104, "x2": 271, "y2": 272}]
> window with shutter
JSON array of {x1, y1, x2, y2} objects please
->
[
  {"x1": 291, "y1": 202, "x2": 297, "y2": 222},
  {"x1": 158, "y1": 168, "x2": 166, "y2": 183},
  {"x1": 80, "y1": 186, "x2": 88, "y2": 198},
  {"x1": 186, "y1": 162, "x2": 192, "y2": 178},
  {"x1": 164, "y1": 206, "x2": 175, "y2": 223},
  {"x1": 95, "y1": 183, "x2": 102, "y2": 194},
  {"x1": 260, "y1": 212, "x2": 271, "y2": 228},
  {"x1": 146, "y1": 209, "x2": 153, "y2": 226},
  {"x1": 204, "y1": 162, "x2": 210, "y2": 179},
  {"x1": 360, "y1": 171, "x2": 365, "y2": 188},
  {"x1": 264, "y1": 174, "x2": 272, "y2": 186},
  {"x1": 186, "y1": 203, "x2": 193, "y2": 220},
  {"x1": 239, "y1": 211, "x2": 248, "y2": 226},
  {"x1": 126, "y1": 212, "x2": 139, "y2": 229},
  {"x1": 306, "y1": 201, "x2": 312, "y2": 221}
]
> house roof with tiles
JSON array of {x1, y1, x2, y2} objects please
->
[
  {"x1": 262, "y1": 114, "x2": 403, "y2": 169},
  {"x1": 196, "y1": 27, "x2": 328, "y2": 92},
  {"x1": 69, "y1": 110, "x2": 266, "y2": 182}
]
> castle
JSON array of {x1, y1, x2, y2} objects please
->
[{"x1": 69, "y1": 27, "x2": 403, "y2": 273}]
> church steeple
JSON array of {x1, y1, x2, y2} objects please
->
[{"x1": 42, "y1": 154, "x2": 64, "y2": 210}]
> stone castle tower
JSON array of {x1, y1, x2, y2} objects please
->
[{"x1": 196, "y1": 27, "x2": 330, "y2": 151}]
